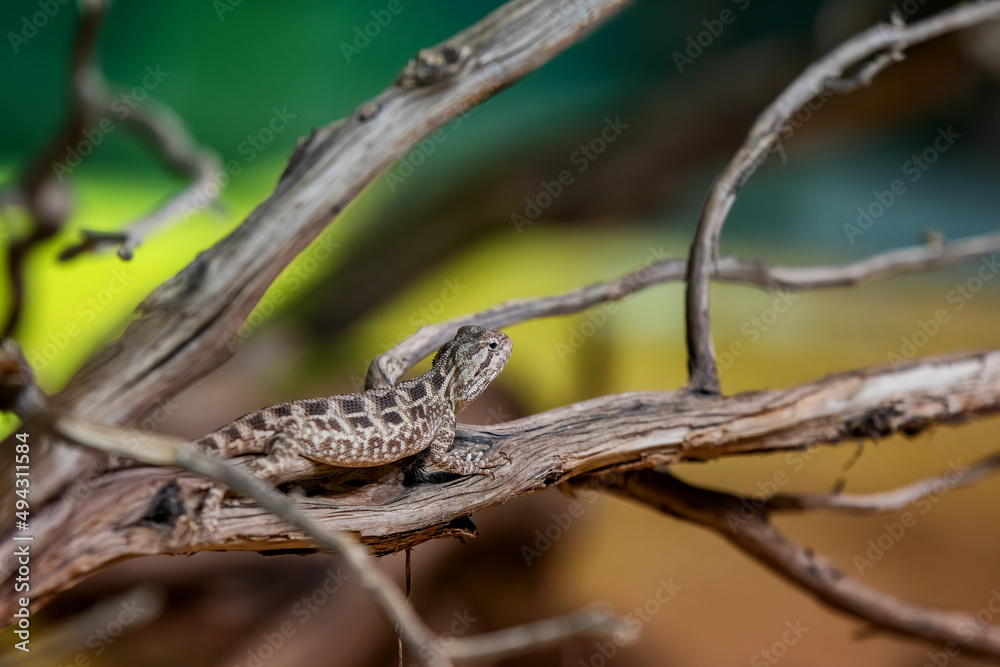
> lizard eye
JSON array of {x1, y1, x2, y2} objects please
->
[{"x1": 488, "y1": 341, "x2": 498, "y2": 350}]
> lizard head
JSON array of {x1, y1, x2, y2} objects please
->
[{"x1": 432, "y1": 325, "x2": 512, "y2": 412}]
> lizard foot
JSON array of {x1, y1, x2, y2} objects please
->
[
  {"x1": 198, "y1": 483, "x2": 225, "y2": 540},
  {"x1": 429, "y1": 446, "x2": 510, "y2": 477}
]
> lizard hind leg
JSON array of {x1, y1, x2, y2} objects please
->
[
  {"x1": 199, "y1": 431, "x2": 305, "y2": 538},
  {"x1": 244, "y1": 431, "x2": 305, "y2": 482}
]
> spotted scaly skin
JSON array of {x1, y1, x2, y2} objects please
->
[{"x1": 197, "y1": 326, "x2": 512, "y2": 530}]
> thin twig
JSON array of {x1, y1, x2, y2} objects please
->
[
  {"x1": 2, "y1": 0, "x2": 107, "y2": 338},
  {"x1": 610, "y1": 470, "x2": 1000, "y2": 659},
  {"x1": 766, "y1": 450, "x2": 1000, "y2": 513},
  {"x1": 4, "y1": 0, "x2": 221, "y2": 338},
  {"x1": 448, "y1": 607, "x2": 634, "y2": 662},
  {"x1": 58, "y1": 95, "x2": 222, "y2": 260},
  {"x1": 367, "y1": 231, "x2": 1000, "y2": 388},
  {"x1": 683, "y1": 1, "x2": 1000, "y2": 394}
]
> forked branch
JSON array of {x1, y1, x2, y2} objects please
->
[
  {"x1": 368, "y1": 231, "x2": 1000, "y2": 388},
  {"x1": 609, "y1": 470, "x2": 1000, "y2": 659},
  {"x1": 683, "y1": 1, "x2": 1000, "y2": 393}
]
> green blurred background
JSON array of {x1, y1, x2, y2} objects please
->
[{"x1": 2, "y1": 0, "x2": 999, "y2": 665}]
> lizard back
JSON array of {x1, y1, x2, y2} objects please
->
[{"x1": 193, "y1": 374, "x2": 451, "y2": 466}]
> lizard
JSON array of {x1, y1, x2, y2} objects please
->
[{"x1": 194, "y1": 325, "x2": 512, "y2": 531}]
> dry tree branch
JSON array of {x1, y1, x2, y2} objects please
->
[
  {"x1": 0, "y1": 341, "x2": 629, "y2": 665},
  {"x1": 367, "y1": 230, "x2": 1000, "y2": 388},
  {"x1": 0, "y1": 342, "x2": 445, "y2": 663},
  {"x1": 683, "y1": 0, "x2": 1000, "y2": 394},
  {"x1": 765, "y1": 450, "x2": 1000, "y2": 514},
  {"x1": 446, "y1": 607, "x2": 633, "y2": 662},
  {"x1": 5, "y1": 0, "x2": 999, "y2": 660},
  {"x1": 608, "y1": 470, "x2": 1000, "y2": 660},
  {"x1": 52, "y1": 3, "x2": 222, "y2": 262},
  {"x1": 8, "y1": 0, "x2": 220, "y2": 255},
  {"x1": 16, "y1": 0, "x2": 630, "y2": 515},
  {"x1": 58, "y1": 94, "x2": 222, "y2": 261},
  {"x1": 3, "y1": 0, "x2": 221, "y2": 337},
  {"x1": 2, "y1": 0, "x2": 106, "y2": 338},
  {"x1": 8, "y1": 349, "x2": 998, "y2": 620}
]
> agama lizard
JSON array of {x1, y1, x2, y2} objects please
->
[{"x1": 195, "y1": 325, "x2": 512, "y2": 530}]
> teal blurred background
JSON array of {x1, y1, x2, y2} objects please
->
[{"x1": 2, "y1": 0, "x2": 1000, "y2": 665}]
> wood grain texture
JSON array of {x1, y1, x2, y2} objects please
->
[
  {"x1": 5, "y1": 349, "x2": 997, "y2": 618},
  {"x1": 5, "y1": 2, "x2": 1000, "y2": 659},
  {"x1": 9, "y1": 0, "x2": 630, "y2": 513}
]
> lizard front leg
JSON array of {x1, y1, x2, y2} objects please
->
[{"x1": 426, "y1": 413, "x2": 509, "y2": 476}]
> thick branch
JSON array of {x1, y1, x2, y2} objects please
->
[
  {"x1": 0, "y1": 341, "x2": 627, "y2": 663},
  {"x1": 683, "y1": 1, "x2": 1000, "y2": 393},
  {"x1": 0, "y1": 342, "x2": 444, "y2": 662},
  {"x1": 22, "y1": 0, "x2": 630, "y2": 511},
  {"x1": 7, "y1": 349, "x2": 998, "y2": 619},
  {"x1": 367, "y1": 231, "x2": 1000, "y2": 388},
  {"x1": 610, "y1": 470, "x2": 1000, "y2": 659}
]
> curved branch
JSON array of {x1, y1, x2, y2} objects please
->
[
  {"x1": 766, "y1": 450, "x2": 1000, "y2": 514},
  {"x1": 58, "y1": 94, "x2": 222, "y2": 261},
  {"x1": 2, "y1": 0, "x2": 107, "y2": 338},
  {"x1": 7, "y1": 0, "x2": 222, "y2": 336},
  {"x1": 683, "y1": 1, "x2": 1000, "y2": 393},
  {"x1": 610, "y1": 470, "x2": 1000, "y2": 659},
  {"x1": 448, "y1": 607, "x2": 633, "y2": 662},
  {"x1": 367, "y1": 231, "x2": 1000, "y2": 388},
  {"x1": 6, "y1": 349, "x2": 998, "y2": 620}
]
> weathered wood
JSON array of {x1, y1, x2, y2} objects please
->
[
  {"x1": 610, "y1": 470, "x2": 1000, "y2": 659},
  {"x1": 11, "y1": 0, "x2": 630, "y2": 511},
  {"x1": 4, "y1": 1, "x2": 1000, "y2": 660},
  {"x1": 5, "y1": 349, "x2": 997, "y2": 618},
  {"x1": 682, "y1": 1, "x2": 1000, "y2": 393}
]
